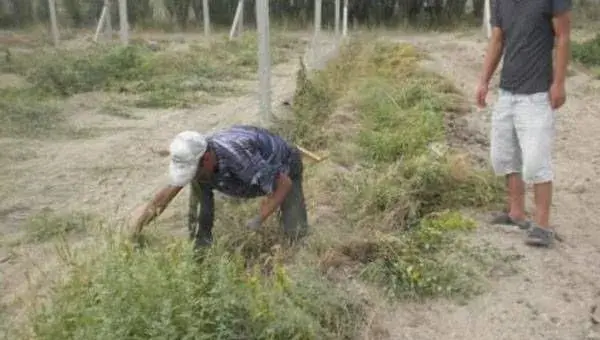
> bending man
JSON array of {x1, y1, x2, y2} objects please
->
[{"x1": 129, "y1": 125, "x2": 309, "y2": 248}]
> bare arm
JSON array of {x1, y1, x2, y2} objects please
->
[
  {"x1": 130, "y1": 185, "x2": 183, "y2": 235},
  {"x1": 479, "y1": 27, "x2": 504, "y2": 85},
  {"x1": 552, "y1": 10, "x2": 571, "y2": 87},
  {"x1": 258, "y1": 173, "x2": 293, "y2": 222}
]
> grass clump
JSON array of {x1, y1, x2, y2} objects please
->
[
  {"x1": 24, "y1": 236, "x2": 365, "y2": 340},
  {"x1": 20, "y1": 208, "x2": 95, "y2": 244},
  {"x1": 0, "y1": 87, "x2": 61, "y2": 138},
  {"x1": 572, "y1": 34, "x2": 600, "y2": 76},
  {"x1": 2, "y1": 33, "x2": 303, "y2": 108},
  {"x1": 282, "y1": 37, "x2": 504, "y2": 300},
  {"x1": 358, "y1": 211, "x2": 482, "y2": 299},
  {"x1": 572, "y1": 34, "x2": 600, "y2": 66}
]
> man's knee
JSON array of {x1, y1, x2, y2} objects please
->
[
  {"x1": 490, "y1": 137, "x2": 522, "y2": 176},
  {"x1": 516, "y1": 94, "x2": 554, "y2": 184},
  {"x1": 522, "y1": 153, "x2": 553, "y2": 184}
]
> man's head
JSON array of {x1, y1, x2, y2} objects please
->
[{"x1": 168, "y1": 131, "x2": 216, "y2": 187}]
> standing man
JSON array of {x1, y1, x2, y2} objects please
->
[
  {"x1": 475, "y1": 0, "x2": 571, "y2": 246},
  {"x1": 128, "y1": 125, "x2": 309, "y2": 248}
]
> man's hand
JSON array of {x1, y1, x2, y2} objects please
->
[
  {"x1": 550, "y1": 82, "x2": 566, "y2": 110},
  {"x1": 246, "y1": 215, "x2": 263, "y2": 231},
  {"x1": 475, "y1": 81, "x2": 489, "y2": 108},
  {"x1": 127, "y1": 186, "x2": 183, "y2": 237},
  {"x1": 128, "y1": 204, "x2": 150, "y2": 235}
]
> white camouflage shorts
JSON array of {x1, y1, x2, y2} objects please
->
[{"x1": 490, "y1": 89, "x2": 555, "y2": 184}]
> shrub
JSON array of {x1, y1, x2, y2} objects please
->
[
  {"x1": 0, "y1": 87, "x2": 61, "y2": 138},
  {"x1": 279, "y1": 37, "x2": 504, "y2": 301},
  {"x1": 26, "y1": 236, "x2": 366, "y2": 340},
  {"x1": 2, "y1": 34, "x2": 303, "y2": 108},
  {"x1": 358, "y1": 211, "x2": 482, "y2": 299},
  {"x1": 572, "y1": 34, "x2": 600, "y2": 67}
]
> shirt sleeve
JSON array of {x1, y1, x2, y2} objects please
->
[
  {"x1": 552, "y1": 0, "x2": 572, "y2": 15},
  {"x1": 490, "y1": 0, "x2": 501, "y2": 28},
  {"x1": 225, "y1": 140, "x2": 289, "y2": 195}
]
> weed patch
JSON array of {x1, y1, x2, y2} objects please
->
[
  {"x1": 24, "y1": 235, "x2": 366, "y2": 340},
  {"x1": 280, "y1": 37, "x2": 504, "y2": 300},
  {"x1": 18, "y1": 208, "x2": 96, "y2": 244},
  {"x1": 0, "y1": 87, "x2": 61, "y2": 138},
  {"x1": 11, "y1": 37, "x2": 509, "y2": 339},
  {"x1": 572, "y1": 34, "x2": 600, "y2": 76},
  {"x1": 2, "y1": 33, "x2": 303, "y2": 109}
]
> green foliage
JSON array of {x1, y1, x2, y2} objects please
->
[
  {"x1": 2, "y1": 34, "x2": 302, "y2": 109},
  {"x1": 345, "y1": 152, "x2": 502, "y2": 231},
  {"x1": 277, "y1": 59, "x2": 336, "y2": 149},
  {"x1": 0, "y1": 87, "x2": 61, "y2": 138},
  {"x1": 20, "y1": 208, "x2": 95, "y2": 244},
  {"x1": 29, "y1": 45, "x2": 153, "y2": 96},
  {"x1": 572, "y1": 34, "x2": 600, "y2": 67},
  {"x1": 279, "y1": 38, "x2": 504, "y2": 300},
  {"x1": 357, "y1": 211, "x2": 481, "y2": 299},
  {"x1": 164, "y1": 0, "x2": 192, "y2": 28},
  {"x1": 27, "y1": 237, "x2": 366, "y2": 340},
  {"x1": 0, "y1": 0, "x2": 485, "y2": 30},
  {"x1": 356, "y1": 79, "x2": 447, "y2": 162}
]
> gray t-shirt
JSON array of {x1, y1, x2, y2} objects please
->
[{"x1": 491, "y1": 0, "x2": 572, "y2": 94}]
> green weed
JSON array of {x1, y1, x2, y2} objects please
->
[
  {"x1": 572, "y1": 34, "x2": 600, "y2": 71},
  {"x1": 280, "y1": 37, "x2": 505, "y2": 300},
  {"x1": 2, "y1": 33, "x2": 303, "y2": 109},
  {"x1": 26, "y1": 235, "x2": 366, "y2": 340},
  {"x1": 20, "y1": 208, "x2": 96, "y2": 244},
  {"x1": 0, "y1": 87, "x2": 61, "y2": 138}
]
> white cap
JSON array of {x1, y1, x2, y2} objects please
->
[{"x1": 168, "y1": 131, "x2": 208, "y2": 187}]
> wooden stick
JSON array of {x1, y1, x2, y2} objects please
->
[
  {"x1": 296, "y1": 145, "x2": 326, "y2": 162},
  {"x1": 151, "y1": 145, "x2": 326, "y2": 163}
]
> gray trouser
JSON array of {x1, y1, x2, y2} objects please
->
[
  {"x1": 490, "y1": 89, "x2": 555, "y2": 184},
  {"x1": 279, "y1": 149, "x2": 309, "y2": 241}
]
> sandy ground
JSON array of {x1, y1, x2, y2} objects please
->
[
  {"x1": 1, "y1": 30, "x2": 600, "y2": 339},
  {"x1": 381, "y1": 32, "x2": 600, "y2": 340}
]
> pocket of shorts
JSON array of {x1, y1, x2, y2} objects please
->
[{"x1": 529, "y1": 92, "x2": 551, "y2": 105}]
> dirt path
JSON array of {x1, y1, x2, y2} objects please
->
[{"x1": 382, "y1": 32, "x2": 600, "y2": 340}]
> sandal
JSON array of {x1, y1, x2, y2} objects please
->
[{"x1": 490, "y1": 212, "x2": 531, "y2": 230}]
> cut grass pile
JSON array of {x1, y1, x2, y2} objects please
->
[{"x1": 7, "y1": 37, "x2": 508, "y2": 340}]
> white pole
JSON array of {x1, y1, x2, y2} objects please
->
[
  {"x1": 334, "y1": 0, "x2": 340, "y2": 36},
  {"x1": 203, "y1": 0, "x2": 210, "y2": 36},
  {"x1": 94, "y1": 6, "x2": 108, "y2": 42},
  {"x1": 342, "y1": 0, "x2": 348, "y2": 37},
  {"x1": 256, "y1": 0, "x2": 272, "y2": 124},
  {"x1": 483, "y1": 0, "x2": 492, "y2": 38},
  {"x1": 118, "y1": 0, "x2": 129, "y2": 45},
  {"x1": 314, "y1": 0, "x2": 322, "y2": 36},
  {"x1": 229, "y1": 0, "x2": 244, "y2": 40},
  {"x1": 105, "y1": 0, "x2": 113, "y2": 40},
  {"x1": 238, "y1": 0, "x2": 244, "y2": 35},
  {"x1": 48, "y1": 0, "x2": 59, "y2": 46}
]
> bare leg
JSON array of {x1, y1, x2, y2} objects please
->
[
  {"x1": 533, "y1": 181, "x2": 552, "y2": 228},
  {"x1": 507, "y1": 172, "x2": 527, "y2": 221}
]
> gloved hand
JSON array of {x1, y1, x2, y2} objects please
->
[{"x1": 246, "y1": 215, "x2": 263, "y2": 231}]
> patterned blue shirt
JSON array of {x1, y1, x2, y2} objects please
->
[
  {"x1": 189, "y1": 125, "x2": 298, "y2": 236},
  {"x1": 207, "y1": 125, "x2": 296, "y2": 197}
]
